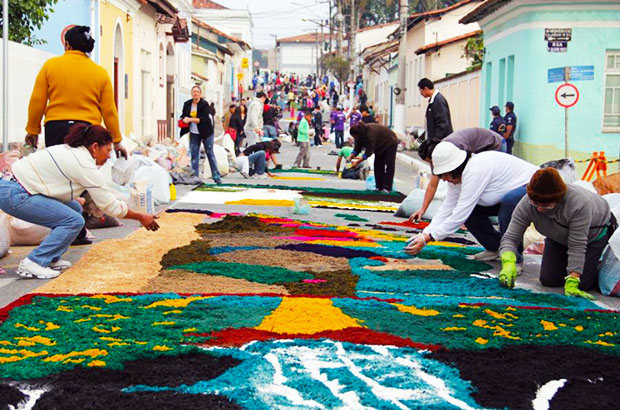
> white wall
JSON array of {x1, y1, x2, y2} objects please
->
[
  {"x1": 435, "y1": 69, "x2": 481, "y2": 130},
  {"x1": 0, "y1": 41, "x2": 56, "y2": 144},
  {"x1": 278, "y1": 42, "x2": 318, "y2": 77},
  {"x1": 134, "y1": 6, "x2": 159, "y2": 138},
  {"x1": 193, "y1": 9, "x2": 253, "y2": 90}
]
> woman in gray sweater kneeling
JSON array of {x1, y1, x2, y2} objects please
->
[{"x1": 498, "y1": 167, "x2": 616, "y2": 300}]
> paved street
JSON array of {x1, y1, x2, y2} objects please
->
[{"x1": 2, "y1": 138, "x2": 619, "y2": 311}]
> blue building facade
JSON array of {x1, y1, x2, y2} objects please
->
[
  {"x1": 462, "y1": 0, "x2": 620, "y2": 167},
  {"x1": 32, "y1": 0, "x2": 96, "y2": 61}
]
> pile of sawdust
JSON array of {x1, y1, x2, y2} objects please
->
[
  {"x1": 139, "y1": 269, "x2": 288, "y2": 294},
  {"x1": 36, "y1": 212, "x2": 205, "y2": 294},
  {"x1": 214, "y1": 249, "x2": 349, "y2": 273},
  {"x1": 201, "y1": 232, "x2": 294, "y2": 248},
  {"x1": 196, "y1": 215, "x2": 294, "y2": 235},
  {"x1": 161, "y1": 240, "x2": 215, "y2": 269}
]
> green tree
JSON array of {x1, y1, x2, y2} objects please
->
[
  {"x1": 357, "y1": 0, "x2": 459, "y2": 28},
  {"x1": 0, "y1": 0, "x2": 59, "y2": 46},
  {"x1": 463, "y1": 34, "x2": 484, "y2": 71},
  {"x1": 323, "y1": 55, "x2": 351, "y2": 94}
]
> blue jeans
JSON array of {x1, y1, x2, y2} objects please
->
[
  {"x1": 190, "y1": 133, "x2": 221, "y2": 182},
  {"x1": 464, "y1": 185, "x2": 526, "y2": 254},
  {"x1": 0, "y1": 179, "x2": 84, "y2": 267},
  {"x1": 263, "y1": 125, "x2": 277, "y2": 139},
  {"x1": 335, "y1": 130, "x2": 344, "y2": 148},
  {"x1": 248, "y1": 150, "x2": 266, "y2": 175}
]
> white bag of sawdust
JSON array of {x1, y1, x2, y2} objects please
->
[
  {"x1": 132, "y1": 155, "x2": 171, "y2": 205},
  {"x1": 0, "y1": 212, "x2": 9, "y2": 258},
  {"x1": 394, "y1": 180, "x2": 448, "y2": 219},
  {"x1": 111, "y1": 156, "x2": 135, "y2": 186},
  {"x1": 129, "y1": 181, "x2": 154, "y2": 214},
  {"x1": 202, "y1": 144, "x2": 230, "y2": 179},
  {"x1": 7, "y1": 215, "x2": 50, "y2": 246}
]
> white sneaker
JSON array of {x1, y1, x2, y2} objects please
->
[
  {"x1": 240, "y1": 171, "x2": 250, "y2": 179},
  {"x1": 254, "y1": 174, "x2": 268, "y2": 179},
  {"x1": 49, "y1": 260, "x2": 72, "y2": 270},
  {"x1": 469, "y1": 250, "x2": 500, "y2": 261},
  {"x1": 17, "y1": 258, "x2": 61, "y2": 279}
]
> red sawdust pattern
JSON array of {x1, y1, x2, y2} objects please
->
[
  {"x1": 189, "y1": 327, "x2": 442, "y2": 351},
  {"x1": 379, "y1": 220, "x2": 430, "y2": 229},
  {"x1": 294, "y1": 229, "x2": 360, "y2": 238}
]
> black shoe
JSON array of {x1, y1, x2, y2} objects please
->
[
  {"x1": 214, "y1": 179, "x2": 223, "y2": 185},
  {"x1": 71, "y1": 237, "x2": 92, "y2": 246}
]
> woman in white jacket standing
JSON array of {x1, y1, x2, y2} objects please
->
[{"x1": 0, "y1": 124, "x2": 159, "y2": 279}]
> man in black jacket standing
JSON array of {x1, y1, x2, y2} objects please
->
[{"x1": 418, "y1": 78, "x2": 453, "y2": 142}]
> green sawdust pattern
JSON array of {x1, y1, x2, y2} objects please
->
[
  {"x1": 334, "y1": 214, "x2": 370, "y2": 222},
  {"x1": 334, "y1": 298, "x2": 620, "y2": 352},
  {"x1": 196, "y1": 184, "x2": 402, "y2": 198},
  {"x1": 168, "y1": 261, "x2": 313, "y2": 284},
  {"x1": 196, "y1": 215, "x2": 295, "y2": 235},
  {"x1": 160, "y1": 240, "x2": 215, "y2": 269},
  {"x1": 270, "y1": 168, "x2": 336, "y2": 175},
  {"x1": 0, "y1": 294, "x2": 281, "y2": 380}
]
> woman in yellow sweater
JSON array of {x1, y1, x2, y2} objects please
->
[{"x1": 25, "y1": 25, "x2": 127, "y2": 159}]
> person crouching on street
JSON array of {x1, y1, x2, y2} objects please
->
[
  {"x1": 237, "y1": 140, "x2": 280, "y2": 179},
  {"x1": 498, "y1": 167, "x2": 616, "y2": 299},
  {"x1": 349, "y1": 123, "x2": 398, "y2": 192},
  {"x1": 293, "y1": 109, "x2": 312, "y2": 168},
  {"x1": 404, "y1": 141, "x2": 539, "y2": 260},
  {"x1": 0, "y1": 124, "x2": 159, "y2": 279}
]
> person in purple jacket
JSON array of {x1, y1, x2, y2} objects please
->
[
  {"x1": 331, "y1": 104, "x2": 346, "y2": 148},
  {"x1": 348, "y1": 106, "x2": 362, "y2": 127}
]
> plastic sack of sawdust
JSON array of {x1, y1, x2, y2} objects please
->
[
  {"x1": 540, "y1": 158, "x2": 577, "y2": 184},
  {"x1": 292, "y1": 197, "x2": 310, "y2": 215},
  {"x1": 111, "y1": 156, "x2": 135, "y2": 186},
  {"x1": 0, "y1": 212, "x2": 10, "y2": 258},
  {"x1": 394, "y1": 180, "x2": 449, "y2": 219},
  {"x1": 129, "y1": 181, "x2": 154, "y2": 214},
  {"x1": 599, "y1": 228, "x2": 620, "y2": 296},
  {"x1": 5, "y1": 214, "x2": 50, "y2": 246},
  {"x1": 133, "y1": 155, "x2": 171, "y2": 205}
]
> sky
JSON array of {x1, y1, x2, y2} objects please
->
[{"x1": 213, "y1": 0, "x2": 331, "y2": 49}]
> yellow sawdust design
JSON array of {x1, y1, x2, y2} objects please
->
[
  {"x1": 255, "y1": 297, "x2": 362, "y2": 334},
  {"x1": 393, "y1": 303, "x2": 440, "y2": 316}
]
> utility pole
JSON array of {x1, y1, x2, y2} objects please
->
[
  {"x1": 2, "y1": 0, "x2": 8, "y2": 153},
  {"x1": 348, "y1": 0, "x2": 356, "y2": 111},
  {"x1": 329, "y1": 0, "x2": 333, "y2": 54},
  {"x1": 394, "y1": 0, "x2": 408, "y2": 135},
  {"x1": 315, "y1": 29, "x2": 319, "y2": 77},
  {"x1": 337, "y1": 0, "x2": 344, "y2": 57}
]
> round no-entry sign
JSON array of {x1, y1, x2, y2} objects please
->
[{"x1": 555, "y1": 83, "x2": 579, "y2": 108}]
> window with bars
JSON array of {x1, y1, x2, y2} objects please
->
[{"x1": 603, "y1": 50, "x2": 620, "y2": 131}]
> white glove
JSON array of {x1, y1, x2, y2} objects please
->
[{"x1": 405, "y1": 233, "x2": 427, "y2": 256}]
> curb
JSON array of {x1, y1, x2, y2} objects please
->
[{"x1": 396, "y1": 152, "x2": 431, "y2": 173}]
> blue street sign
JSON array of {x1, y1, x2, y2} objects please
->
[
  {"x1": 548, "y1": 67, "x2": 564, "y2": 83},
  {"x1": 548, "y1": 65, "x2": 594, "y2": 83},
  {"x1": 571, "y1": 65, "x2": 594, "y2": 81}
]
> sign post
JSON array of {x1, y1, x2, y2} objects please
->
[{"x1": 555, "y1": 73, "x2": 579, "y2": 157}]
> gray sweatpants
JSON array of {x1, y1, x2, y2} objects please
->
[{"x1": 294, "y1": 142, "x2": 310, "y2": 167}]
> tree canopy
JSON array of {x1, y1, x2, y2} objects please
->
[{"x1": 0, "y1": 0, "x2": 59, "y2": 46}]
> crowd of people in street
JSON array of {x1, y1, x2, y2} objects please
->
[{"x1": 0, "y1": 24, "x2": 614, "y2": 303}]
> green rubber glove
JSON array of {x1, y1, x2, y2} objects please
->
[
  {"x1": 564, "y1": 276, "x2": 596, "y2": 300},
  {"x1": 498, "y1": 251, "x2": 517, "y2": 289}
]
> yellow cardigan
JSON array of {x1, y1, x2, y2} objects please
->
[{"x1": 26, "y1": 50, "x2": 122, "y2": 143}]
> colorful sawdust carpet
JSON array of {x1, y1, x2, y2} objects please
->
[{"x1": 1, "y1": 214, "x2": 619, "y2": 409}]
